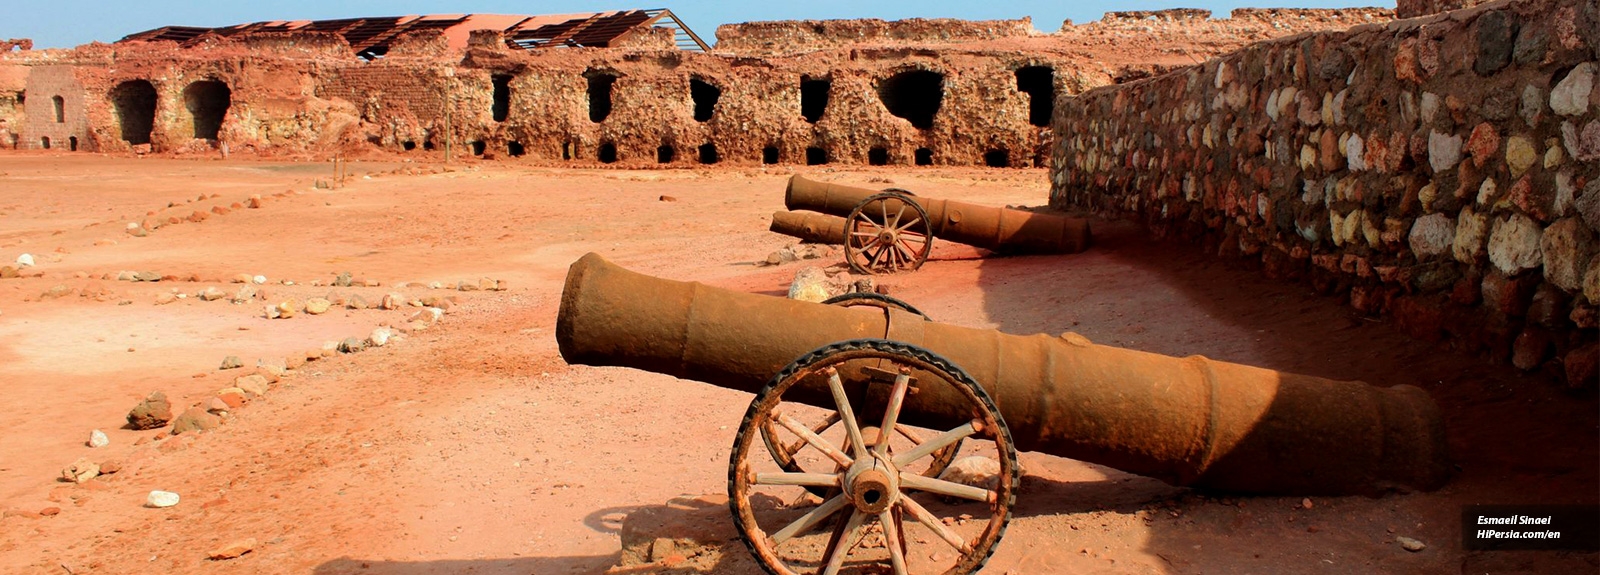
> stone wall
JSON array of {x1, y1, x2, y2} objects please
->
[{"x1": 1050, "y1": 0, "x2": 1600, "y2": 385}]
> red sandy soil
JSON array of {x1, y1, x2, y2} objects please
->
[{"x1": 0, "y1": 152, "x2": 1593, "y2": 575}]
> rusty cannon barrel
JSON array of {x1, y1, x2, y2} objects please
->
[
  {"x1": 770, "y1": 210, "x2": 847, "y2": 244},
  {"x1": 557, "y1": 253, "x2": 1450, "y2": 496},
  {"x1": 784, "y1": 174, "x2": 1092, "y2": 254}
]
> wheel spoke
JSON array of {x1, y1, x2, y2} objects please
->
[
  {"x1": 879, "y1": 510, "x2": 909, "y2": 575},
  {"x1": 825, "y1": 368, "x2": 867, "y2": 459},
  {"x1": 893, "y1": 420, "x2": 981, "y2": 467},
  {"x1": 821, "y1": 510, "x2": 867, "y2": 575},
  {"x1": 893, "y1": 216, "x2": 923, "y2": 233},
  {"x1": 780, "y1": 413, "x2": 840, "y2": 463},
  {"x1": 854, "y1": 213, "x2": 881, "y2": 232},
  {"x1": 892, "y1": 205, "x2": 906, "y2": 230},
  {"x1": 893, "y1": 242, "x2": 917, "y2": 270},
  {"x1": 898, "y1": 496, "x2": 969, "y2": 553},
  {"x1": 755, "y1": 472, "x2": 840, "y2": 488},
  {"x1": 874, "y1": 370, "x2": 912, "y2": 457},
  {"x1": 776, "y1": 412, "x2": 853, "y2": 467},
  {"x1": 772, "y1": 493, "x2": 850, "y2": 543},
  {"x1": 900, "y1": 473, "x2": 996, "y2": 503}
]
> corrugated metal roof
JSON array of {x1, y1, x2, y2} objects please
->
[{"x1": 119, "y1": 9, "x2": 707, "y2": 58}]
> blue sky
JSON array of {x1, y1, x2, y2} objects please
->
[{"x1": 6, "y1": 1, "x2": 1390, "y2": 49}]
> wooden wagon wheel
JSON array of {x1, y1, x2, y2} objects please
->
[
  {"x1": 844, "y1": 192, "x2": 933, "y2": 276},
  {"x1": 761, "y1": 297, "x2": 959, "y2": 493},
  {"x1": 731, "y1": 339, "x2": 1018, "y2": 575}
]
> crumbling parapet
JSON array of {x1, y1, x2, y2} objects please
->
[
  {"x1": 1396, "y1": 0, "x2": 1496, "y2": 19},
  {"x1": 2, "y1": 39, "x2": 32, "y2": 52},
  {"x1": 1051, "y1": 0, "x2": 1600, "y2": 385},
  {"x1": 714, "y1": 18, "x2": 1035, "y2": 56}
]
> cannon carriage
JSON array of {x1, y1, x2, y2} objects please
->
[
  {"x1": 771, "y1": 175, "x2": 1094, "y2": 275},
  {"x1": 557, "y1": 253, "x2": 1449, "y2": 575}
]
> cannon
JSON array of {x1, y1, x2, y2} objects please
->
[
  {"x1": 777, "y1": 175, "x2": 1094, "y2": 275},
  {"x1": 557, "y1": 253, "x2": 1450, "y2": 575}
]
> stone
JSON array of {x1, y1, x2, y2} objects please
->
[
  {"x1": 1529, "y1": 282, "x2": 1570, "y2": 326},
  {"x1": 127, "y1": 391, "x2": 173, "y2": 430},
  {"x1": 219, "y1": 355, "x2": 243, "y2": 370},
  {"x1": 1512, "y1": 329, "x2": 1554, "y2": 371},
  {"x1": 937, "y1": 456, "x2": 1003, "y2": 491},
  {"x1": 380, "y1": 293, "x2": 401, "y2": 310},
  {"x1": 788, "y1": 267, "x2": 832, "y2": 303},
  {"x1": 145, "y1": 490, "x2": 180, "y2": 508},
  {"x1": 197, "y1": 286, "x2": 226, "y2": 301},
  {"x1": 252, "y1": 275, "x2": 266, "y2": 285},
  {"x1": 1586, "y1": 259, "x2": 1600, "y2": 304},
  {"x1": 1521, "y1": 84, "x2": 1545, "y2": 126},
  {"x1": 1474, "y1": 10, "x2": 1514, "y2": 76},
  {"x1": 369, "y1": 327, "x2": 393, "y2": 347},
  {"x1": 1579, "y1": 121, "x2": 1600, "y2": 162},
  {"x1": 409, "y1": 307, "x2": 444, "y2": 325},
  {"x1": 1466, "y1": 123, "x2": 1499, "y2": 168},
  {"x1": 1483, "y1": 271, "x2": 1539, "y2": 318},
  {"x1": 1397, "y1": 536, "x2": 1426, "y2": 552},
  {"x1": 339, "y1": 337, "x2": 367, "y2": 353},
  {"x1": 15, "y1": 253, "x2": 34, "y2": 267},
  {"x1": 1319, "y1": 129, "x2": 1343, "y2": 172},
  {"x1": 0, "y1": 266, "x2": 16, "y2": 279},
  {"x1": 1550, "y1": 62, "x2": 1596, "y2": 116},
  {"x1": 232, "y1": 273, "x2": 252, "y2": 284},
  {"x1": 1408, "y1": 213, "x2": 1459, "y2": 257},
  {"x1": 170, "y1": 406, "x2": 222, "y2": 435},
  {"x1": 304, "y1": 298, "x2": 332, "y2": 315},
  {"x1": 1537, "y1": 219, "x2": 1597, "y2": 293},
  {"x1": 1454, "y1": 208, "x2": 1490, "y2": 264},
  {"x1": 333, "y1": 272, "x2": 352, "y2": 287},
  {"x1": 216, "y1": 389, "x2": 247, "y2": 409},
  {"x1": 154, "y1": 293, "x2": 177, "y2": 305},
  {"x1": 61, "y1": 458, "x2": 99, "y2": 483},
  {"x1": 1578, "y1": 180, "x2": 1600, "y2": 231},
  {"x1": 1566, "y1": 343, "x2": 1598, "y2": 390},
  {"x1": 618, "y1": 494, "x2": 733, "y2": 568},
  {"x1": 274, "y1": 300, "x2": 298, "y2": 319},
  {"x1": 1346, "y1": 133, "x2": 1365, "y2": 171},
  {"x1": 41, "y1": 284, "x2": 72, "y2": 299},
  {"x1": 1505, "y1": 136, "x2": 1536, "y2": 178},
  {"x1": 232, "y1": 285, "x2": 257, "y2": 303},
  {"x1": 234, "y1": 374, "x2": 270, "y2": 397},
  {"x1": 208, "y1": 538, "x2": 256, "y2": 560},
  {"x1": 203, "y1": 396, "x2": 231, "y2": 414},
  {"x1": 1487, "y1": 214, "x2": 1543, "y2": 274},
  {"x1": 1428, "y1": 131, "x2": 1462, "y2": 173},
  {"x1": 88, "y1": 429, "x2": 109, "y2": 448},
  {"x1": 347, "y1": 294, "x2": 369, "y2": 309}
]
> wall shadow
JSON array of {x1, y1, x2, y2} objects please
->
[{"x1": 966, "y1": 213, "x2": 1599, "y2": 574}]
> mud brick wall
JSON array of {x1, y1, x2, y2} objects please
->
[
  {"x1": 18, "y1": 65, "x2": 88, "y2": 150},
  {"x1": 0, "y1": 60, "x2": 26, "y2": 148},
  {"x1": 715, "y1": 18, "x2": 1034, "y2": 57},
  {"x1": 1050, "y1": 0, "x2": 1600, "y2": 385}
]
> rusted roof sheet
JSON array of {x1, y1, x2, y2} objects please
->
[{"x1": 118, "y1": 9, "x2": 708, "y2": 57}]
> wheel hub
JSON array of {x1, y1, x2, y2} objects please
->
[{"x1": 842, "y1": 451, "x2": 899, "y2": 514}]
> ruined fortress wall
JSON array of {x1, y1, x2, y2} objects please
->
[
  {"x1": 0, "y1": 60, "x2": 27, "y2": 148},
  {"x1": 20, "y1": 64, "x2": 89, "y2": 151},
  {"x1": 1050, "y1": 0, "x2": 1600, "y2": 383},
  {"x1": 714, "y1": 18, "x2": 1036, "y2": 56}
]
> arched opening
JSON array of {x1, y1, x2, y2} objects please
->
[
  {"x1": 801, "y1": 76, "x2": 830, "y2": 123},
  {"x1": 877, "y1": 70, "x2": 944, "y2": 130},
  {"x1": 868, "y1": 147, "x2": 889, "y2": 166},
  {"x1": 562, "y1": 142, "x2": 572, "y2": 160},
  {"x1": 111, "y1": 80, "x2": 157, "y2": 145},
  {"x1": 585, "y1": 70, "x2": 617, "y2": 123},
  {"x1": 507, "y1": 141, "x2": 525, "y2": 157},
  {"x1": 491, "y1": 74, "x2": 512, "y2": 122},
  {"x1": 402, "y1": 140, "x2": 417, "y2": 151},
  {"x1": 806, "y1": 147, "x2": 827, "y2": 165},
  {"x1": 657, "y1": 145, "x2": 675, "y2": 163},
  {"x1": 40, "y1": 136, "x2": 50, "y2": 149},
  {"x1": 182, "y1": 80, "x2": 231, "y2": 140},
  {"x1": 914, "y1": 148, "x2": 933, "y2": 166},
  {"x1": 13, "y1": 90, "x2": 22, "y2": 105},
  {"x1": 423, "y1": 139, "x2": 436, "y2": 151},
  {"x1": 69, "y1": 136, "x2": 78, "y2": 151},
  {"x1": 51, "y1": 95, "x2": 64, "y2": 123},
  {"x1": 698, "y1": 143, "x2": 719, "y2": 164},
  {"x1": 1014, "y1": 66, "x2": 1055, "y2": 128},
  {"x1": 598, "y1": 142, "x2": 617, "y2": 163},
  {"x1": 690, "y1": 78, "x2": 720, "y2": 122},
  {"x1": 762, "y1": 146, "x2": 779, "y2": 164},
  {"x1": 470, "y1": 140, "x2": 485, "y2": 156},
  {"x1": 984, "y1": 149, "x2": 1011, "y2": 168}
]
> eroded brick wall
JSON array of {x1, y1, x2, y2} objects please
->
[
  {"x1": 1050, "y1": 0, "x2": 1600, "y2": 384},
  {"x1": 19, "y1": 65, "x2": 88, "y2": 151}
]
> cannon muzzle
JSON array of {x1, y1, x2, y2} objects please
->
[
  {"x1": 557, "y1": 253, "x2": 1450, "y2": 495},
  {"x1": 784, "y1": 175, "x2": 1092, "y2": 254},
  {"x1": 770, "y1": 210, "x2": 847, "y2": 244}
]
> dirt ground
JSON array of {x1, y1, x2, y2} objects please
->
[{"x1": 0, "y1": 152, "x2": 1594, "y2": 575}]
